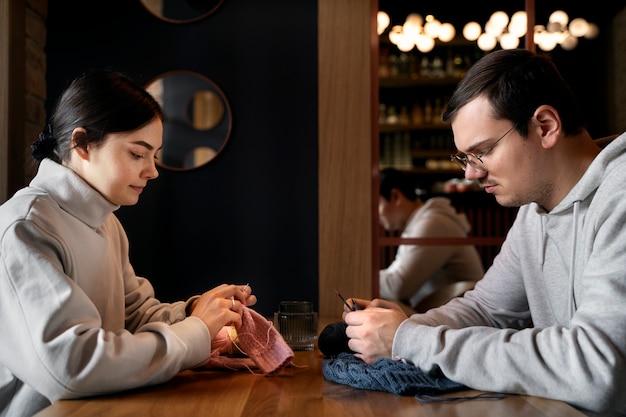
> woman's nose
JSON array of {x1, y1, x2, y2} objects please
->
[{"x1": 144, "y1": 160, "x2": 159, "y2": 180}]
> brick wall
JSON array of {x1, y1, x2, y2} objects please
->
[{"x1": 24, "y1": 0, "x2": 47, "y2": 182}]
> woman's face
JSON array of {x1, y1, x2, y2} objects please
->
[{"x1": 78, "y1": 119, "x2": 163, "y2": 206}]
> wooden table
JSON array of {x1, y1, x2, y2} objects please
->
[
  {"x1": 34, "y1": 354, "x2": 587, "y2": 417},
  {"x1": 35, "y1": 320, "x2": 587, "y2": 417}
]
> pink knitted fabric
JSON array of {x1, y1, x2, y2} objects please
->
[{"x1": 203, "y1": 306, "x2": 294, "y2": 375}]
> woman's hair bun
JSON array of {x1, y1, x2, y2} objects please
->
[{"x1": 31, "y1": 124, "x2": 57, "y2": 161}]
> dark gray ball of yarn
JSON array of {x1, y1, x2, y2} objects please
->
[{"x1": 318, "y1": 321, "x2": 354, "y2": 357}]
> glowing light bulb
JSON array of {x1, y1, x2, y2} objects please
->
[
  {"x1": 560, "y1": 35, "x2": 578, "y2": 50},
  {"x1": 569, "y1": 18, "x2": 589, "y2": 37},
  {"x1": 463, "y1": 22, "x2": 481, "y2": 41},
  {"x1": 405, "y1": 13, "x2": 423, "y2": 27},
  {"x1": 424, "y1": 19, "x2": 441, "y2": 38},
  {"x1": 537, "y1": 31, "x2": 558, "y2": 51},
  {"x1": 549, "y1": 10, "x2": 569, "y2": 27},
  {"x1": 396, "y1": 33, "x2": 415, "y2": 52},
  {"x1": 584, "y1": 23, "x2": 599, "y2": 39},
  {"x1": 489, "y1": 11, "x2": 509, "y2": 32},
  {"x1": 499, "y1": 33, "x2": 519, "y2": 50},
  {"x1": 485, "y1": 19, "x2": 504, "y2": 37},
  {"x1": 508, "y1": 13, "x2": 527, "y2": 38},
  {"x1": 438, "y1": 23, "x2": 456, "y2": 42},
  {"x1": 388, "y1": 25, "x2": 403, "y2": 45},
  {"x1": 415, "y1": 34, "x2": 435, "y2": 52},
  {"x1": 477, "y1": 33, "x2": 497, "y2": 51},
  {"x1": 377, "y1": 11, "x2": 390, "y2": 35}
]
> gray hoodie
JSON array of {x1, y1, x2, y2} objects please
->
[
  {"x1": 392, "y1": 132, "x2": 626, "y2": 416},
  {"x1": 379, "y1": 197, "x2": 484, "y2": 307},
  {"x1": 0, "y1": 160, "x2": 211, "y2": 417}
]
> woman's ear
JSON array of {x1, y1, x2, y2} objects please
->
[
  {"x1": 71, "y1": 127, "x2": 90, "y2": 160},
  {"x1": 533, "y1": 105, "x2": 561, "y2": 149}
]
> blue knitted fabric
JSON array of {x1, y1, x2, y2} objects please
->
[{"x1": 322, "y1": 352, "x2": 465, "y2": 396}]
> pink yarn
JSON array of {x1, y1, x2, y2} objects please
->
[{"x1": 203, "y1": 306, "x2": 294, "y2": 375}]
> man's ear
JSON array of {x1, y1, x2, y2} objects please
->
[
  {"x1": 533, "y1": 105, "x2": 561, "y2": 149},
  {"x1": 390, "y1": 188, "x2": 403, "y2": 204},
  {"x1": 71, "y1": 127, "x2": 90, "y2": 160}
]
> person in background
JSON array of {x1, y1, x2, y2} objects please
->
[
  {"x1": 378, "y1": 167, "x2": 483, "y2": 310},
  {"x1": 0, "y1": 69, "x2": 256, "y2": 416},
  {"x1": 343, "y1": 49, "x2": 626, "y2": 415}
]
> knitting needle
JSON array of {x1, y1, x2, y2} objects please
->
[
  {"x1": 334, "y1": 288, "x2": 359, "y2": 311},
  {"x1": 240, "y1": 283, "x2": 251, "y2": 306}
]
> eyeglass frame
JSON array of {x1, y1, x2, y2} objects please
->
[{"x1": 450, "y1": 125, "x2": 516, "y2": 173}]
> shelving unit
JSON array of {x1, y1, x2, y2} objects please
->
[
  {"x1": 378, "y1": 38, "x2": 485, "y2": 192},
  {"x1": 377, "y1": 38, "x2": 519, "y2": 270},
  {"x1": 379, "y1": 190, "x2": 518, "y2": 270}
]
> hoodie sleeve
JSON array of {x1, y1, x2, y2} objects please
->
[
  {"x1": 0, "y1": 216, "x2": 212, "y2": 404},
  {"x1": 392, "y1": 199, "x2": 626, "y2": 414},
  {"x1": 380, "y1": 200, "x2": 482, "y2": 304}
]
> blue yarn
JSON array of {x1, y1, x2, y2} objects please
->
[{"x1": 322, "y1": 352, "x2": 465, "y2": 396}]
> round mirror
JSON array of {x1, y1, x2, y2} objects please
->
[
  {"x1": 146, "y1": 70, "x2": 232, "y2": 170},
  {"x1": 188, "y1": 90, "x2": 224, "y2": 130},
  {"x1": 140, "y1": 0, "x2": 224, "y2": 24}
]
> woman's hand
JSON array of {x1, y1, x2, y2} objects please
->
[{"x1": 190, "y1": 283, "x2": 256, "y2": 339}]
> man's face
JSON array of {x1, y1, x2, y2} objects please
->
[
  {"x1": 452, "y1": 96, "x2": 549, "y2": 208},
  {"x1": 378, "y1": 192, "x2": 404, "y2": 232}
]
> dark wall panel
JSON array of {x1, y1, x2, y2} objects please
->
[{"x1": 46, "y1": 0, "x2": 319, "y2": 317}]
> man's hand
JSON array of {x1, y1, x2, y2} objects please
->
[{"x1": 343, "y1": 298, "x2": 408, "y2": 363}]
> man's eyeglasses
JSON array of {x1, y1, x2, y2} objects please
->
[{"x1": 450, "y1": 125, "x2": 516, "y2": 173}]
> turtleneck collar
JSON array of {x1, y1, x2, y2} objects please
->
[{"x1": 29, "y1": 159, "x2": 120, "y2": 229}]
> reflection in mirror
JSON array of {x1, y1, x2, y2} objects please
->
[
  {"x1": 146, "y1": 71, "x2": 232, "y2": 170},
  {"x1": 188, "y1": 90, "x2": 224, "y2": 130},
  {"x1": 140, "y1": 0, "x2": 224, "y2": 24},
  {"x1": 185, "y1": 147, "x2": 218, "y2": 168}
]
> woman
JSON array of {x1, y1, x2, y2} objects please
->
[{"x1": 0, "y1": 69, "x2": 256, "y2": 416}]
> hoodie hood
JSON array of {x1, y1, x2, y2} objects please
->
[
  {"x1": 407, "y1": 197, "x2": 472, "y2": 235},
  {"x1": 534, "y1": 133, "x2": 626, "y2": 319},
  {"x1": 550, "y1": 137, "x2": 624, "y2": 216}
]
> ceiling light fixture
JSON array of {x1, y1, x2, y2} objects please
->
[{"x1": 378, "y1": 10, "x2": 598, "y2": 53}]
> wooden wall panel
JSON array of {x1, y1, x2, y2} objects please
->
[
  {"x1": 0, "y1": 0, "x2": 26, "y2": 203},
  {"x1": 318, "y1": 0, "x2": 375, "y2": 317}
]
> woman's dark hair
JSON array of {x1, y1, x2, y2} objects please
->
[
  {"x1": 442, "y1": 49, "x2": 585, "y2": 137},
  {"x1": 31, "y1": 69, "x2": 164, "y2": 163},
  {"x1": 379, "y1": 168, "x2": 420, "y2": 202}
]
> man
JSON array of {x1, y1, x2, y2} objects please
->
[
  {"x1": 378, "y1": 167, "x2": 483, "y2": 310},
  {"x1": 344, "y1": 49, "x2": 626, "y2": 415}
]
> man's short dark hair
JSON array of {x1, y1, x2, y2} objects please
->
[{"x1": 379, "y1": 168, "x2": 419, "y2": 202}]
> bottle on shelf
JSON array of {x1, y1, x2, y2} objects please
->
[
  {"x1": 430, "y1": 56, "x2": 445, "y2": 78},
  {"x1": 389, "y1": 54, "x2": 399, "y2": 77},
  {"x1": 398, "y1": 105, "x2": 410, "y2": 125},
  {"x1": 411, "y1": 102, "x2": 424, "y2": 126},
  {"x1": 420, "y1": 56, "x2": 430, "y2": 78},
  {"x1": 423, "y1": 99, "x2": 433, "y2": 125},
  {"x1": 379, "y1": 103, "x2": 387, "y2": 124},
  {"x1": 433, "y1": 98, "x2": 444, "y2": 125},
  {"x1": 386, "y1": 105, "x2": 399, "y2": 124}
]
